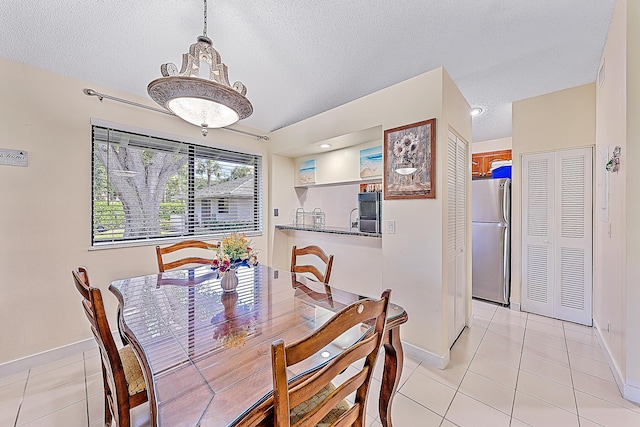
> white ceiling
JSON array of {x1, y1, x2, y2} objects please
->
[{"x1": 0, "y1": 0, "x2": 616, "y2": 142}]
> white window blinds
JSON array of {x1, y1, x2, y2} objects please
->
[{"x1": 92, "y1": 126, "x2": 262, "y2": 245}]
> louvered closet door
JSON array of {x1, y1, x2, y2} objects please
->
[
  {"x1": 446, "y1": 132, "x2": 458, "y2": 345},
  {"x1": 553, "y1": 148, "x2": 592, "y2": 325},
  {"x1": 522, "y1": 148, "x2": 592, "y2": 325},
  {"x1": 522, "y1": 153, "x2": 555, "y2": 317},
  {"x1": 447, "y1": 130, "x2": 468, "y2": 346},
  {"x1": 455, "y1": 137, "x2": 467, "y2": 335}
]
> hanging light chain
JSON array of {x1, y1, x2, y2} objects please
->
[{"x1": 203, "y1": 0, "x2": 208, "y2": 38}]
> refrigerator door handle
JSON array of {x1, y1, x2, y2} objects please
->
[{"x1": 502, "y1": 179, "x2": 511, "y2": 224}]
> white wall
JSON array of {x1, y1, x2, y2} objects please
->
[
  {"x1": 292, "y1": 183, "x2": 361, "y2": 228},
  {"x1": 472, "y1": 137, "x2": 512, "y2": 153},
  {"x1": 269, "y1": 67, "x2": 472, "y2": 363},
  {"x1": 511, "y1": 84, "x2": 596, "y2": 308},
  {"x1": 442, "y1": 69, "x2": 474, "y2": 347},
  {"x1": 594, "y1": 0, "x2": 628, "y2": 384},
  {"x1": 292, "y1": 139, "x2": 382, "y2": 229},
  {"x1": 594, "y1": 0, "x2": 640, "y2": 402},
  {"x1": 625, "y1": 0, "x2": 640, "y2": 397},
  {"x1": 0, "y1": 58, "x2": 472, "y2": 367},
  {"x1": 274, "y1": 229, "x2": 383, "y2": 298},
  {"x1": 0, "y1": 58, "x2": 270, "y2": 364},
  {"x1": 294, "y1": 139, "x2": 381, "y2": 186}
]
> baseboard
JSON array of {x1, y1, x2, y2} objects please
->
[
  {"x1": 593, "y1": 319, "x2": 640, "y2": 404},
  {"x1": 403, "y1": 341, "x2": 449, "y2": 369},
  {"x1": 510, "y1": 302, "x2": 521, "y2": 312},
  {"x1": 624, "y1": 382, "x2": 640, "y2": 403},
  {"x1": 0, "y1": 332, "x2": 122, "y2": 378}
]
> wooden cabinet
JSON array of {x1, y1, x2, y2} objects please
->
[{"x1": 472, "y1": 150, "x2": 512, "y2": 178}]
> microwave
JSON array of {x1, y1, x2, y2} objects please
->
[{"x1": 358, "y1": 192, "x2": 382, "y2": 233}]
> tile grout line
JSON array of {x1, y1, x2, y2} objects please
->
[
  {"x1": 562, "y1": 320, "x2": 583, "y2": 426},
  {"x1": 441, "y1": 303, "x2": 495, "y2": 425},
  {"x1": 564, "y1": 321, "x2": 631, "y2": 427},
  {"x1": 12, "y1": 369, "x2": 30, "y2": 427},
  {"x1": 83, "y1": 350, "x2": 90, "y2": 427},
  {"x1": 508, "y1": 310, "x2": 528, "y2": 427}
]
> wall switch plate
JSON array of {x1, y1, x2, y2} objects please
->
[
  {"x1": 274, "y1": 208, "x2": 279, "y2": 217},
  {"x1": 387, "y1": 220, "x2": 396, "y2": 234}
]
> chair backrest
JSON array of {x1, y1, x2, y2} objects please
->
[
  {"x1": 290, "y1": 245, "x2": 334, "y2": 284},
  {"x1": 271, "y1": 289, "x2": 391, "y2": 427},
  {"x1": 156, "y1": 239, "x2": 219, "y2": 272},
  {"x1": 72, "y1": 268, "x2": 132, "y2": 425}
]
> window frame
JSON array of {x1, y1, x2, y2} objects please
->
[{"x1": 91, "y1": 124, "x2": 263, "y2": 248}]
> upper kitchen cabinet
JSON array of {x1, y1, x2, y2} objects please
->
[{"x1": 472, "y1": 149, "x2": 512, "y2": 178}]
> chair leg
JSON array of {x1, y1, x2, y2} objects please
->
[
  {"x1": 104, "y1": 394, "x2": 113, "y2": 426},
  {"x1": 102, "y1": 365, "x2": 113, "y2": 426}
]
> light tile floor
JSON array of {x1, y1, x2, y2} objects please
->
[{"x1": 2, "y1": 299, "x2": 639, "y2": 426}]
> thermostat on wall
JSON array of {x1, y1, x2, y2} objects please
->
[{"x1": 0, "y1": 148, "x2": 28, "y2": 167}]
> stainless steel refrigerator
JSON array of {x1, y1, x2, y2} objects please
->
[{"x1": 472, "y1": 178, "x2": 511, "y2": 305}]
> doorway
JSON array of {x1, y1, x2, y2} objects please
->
[{"x1": 521, "y1": 147, "x2": 593, "y2": 325}]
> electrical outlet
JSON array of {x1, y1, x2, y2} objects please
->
[
  {"x1": 387, "y1": 220, "x2": 396, "y2": 234},
  {"x1": 274, "y1": 208, "x2": 279, "y2": 217}
]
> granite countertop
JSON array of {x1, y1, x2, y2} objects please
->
[{"x1": 275, "y1": 224, "x2": 382, "y2": 238}]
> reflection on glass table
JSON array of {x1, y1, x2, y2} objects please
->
[{"x1": 109, "y1": 264, "x2": 407, "y2": 427}]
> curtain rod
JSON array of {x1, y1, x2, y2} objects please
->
[{"x1": 83, "y1": 89, "x2": 269, "y2": 141}]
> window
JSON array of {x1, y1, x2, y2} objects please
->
[
  {"x1": 92, "y1": 126, "x2": 262, "y2": 246},
  {"x1": 218, "y1": 198, "x2": 229, "y2": 214},
  {"x1": 201, "y1": 200, "x2": 212, "y2": 225}
]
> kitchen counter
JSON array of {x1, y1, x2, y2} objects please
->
[{"x1": 275, "y1": 224, "x2": 382, "y2": 238}]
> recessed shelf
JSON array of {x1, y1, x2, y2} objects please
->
[{"x1": 294, "y1": 177, "x2": 382, "y2": 189}]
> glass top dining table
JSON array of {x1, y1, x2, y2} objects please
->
[{"x1": 109, "y1": 264, "x2": 408, "y2": 427}]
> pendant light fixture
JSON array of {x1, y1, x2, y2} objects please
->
[{"x1": 148, "y1": 0, "x2": 252, "y2": 136}]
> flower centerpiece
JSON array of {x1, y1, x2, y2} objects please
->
[{"x1": 211, "y1": 232, "x2": 258, "y2": 277}]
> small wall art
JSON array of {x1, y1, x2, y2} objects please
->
[
  {"x1": 384, "y1": 118, "x2": 436, "y2": 199},
  {"x1": 359, "y1": 146, "x2": 383, "y2": 178},
  {"x1": 298, "y1": 159, "x2": 316, "y2": 184}
]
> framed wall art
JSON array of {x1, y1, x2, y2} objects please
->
[
  {"x1": 384, "y1": 118, "x2": 436, "y2": 199},
  {"x1": 359, "y1": 146, "x2": 383, "y2": 178},
  {"x1": 298, "y1": 159, "x2": 316, "y2": 184}
]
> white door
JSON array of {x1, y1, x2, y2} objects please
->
[
  {"x1": 521, "y1": 147, "x2": 592, "y2": 325},
  {"x1": 521, "y1": 152, "x2": 555, "y2": 317},
  {"x1": 447, "y1": 131, "x2": 468, "y2": 345},
  {"x1": 455, "y1": 137, "x2": 468, "y2": 335}
]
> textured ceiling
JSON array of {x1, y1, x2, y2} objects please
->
[{"x1": 0, "y1": 0, "x2": 616, "y2": 142}]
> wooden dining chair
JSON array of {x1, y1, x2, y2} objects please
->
[
  {"x1": 156, "y1": 239, "x2": 219, "y2": 272},
  {"x1": 72, "y1": 267, "x2": 148, "y2": 427},
  {"x1": 290, "y1": 245, "x2": 334, "y2": 284},
  {"x1": 271, "y1": 289, "x2": 391, "y2": 427}
]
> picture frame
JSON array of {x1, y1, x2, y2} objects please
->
[
  {"x1": 359, "y1": 145, "x2": 383, "y2": 178},
  {"x1": 298, "y1": 159, "x2": 316, "y2": 184},
  {"x1": 384, "y1": 118, "x2": 436, "y2": 200}
]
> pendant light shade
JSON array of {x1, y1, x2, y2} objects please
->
[{"x1": 148, "y1": 3, "x2": 252, "y2": 136}]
